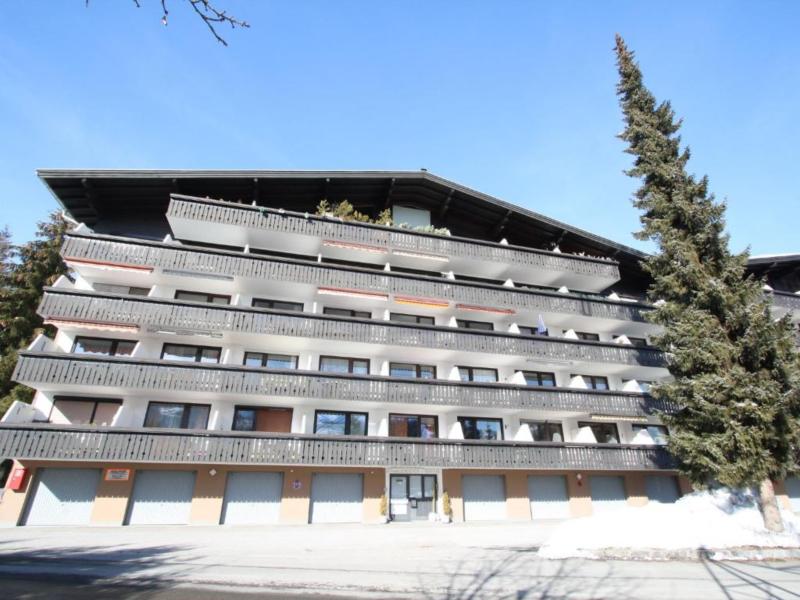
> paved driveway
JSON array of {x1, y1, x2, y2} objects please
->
[{"x1": 0, "y1": 521, "x2": 798, "y2": 599}]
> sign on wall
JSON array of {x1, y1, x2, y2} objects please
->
[{"x1": 104, "y1": 468, "x2": 131, "y2": 482}]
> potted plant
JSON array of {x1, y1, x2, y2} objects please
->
[
  {"x1": 379, "y1": 493, "x2": 389, "y2": 523},
  {"x1": 441, "y1": 491, "x2": 453, "y2": 523}
]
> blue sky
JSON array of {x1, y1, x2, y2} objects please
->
[{"x1": 1, "y1": 1, "x2": 798, "y2": 255}]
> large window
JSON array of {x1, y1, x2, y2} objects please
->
[
  {"x1": 578, "y1": 421, "x2": 620, "y2": 444},
  {"x1": 521, "y1": 420, "x2": 564, "y2": 442},
  {"x1": 389, "y1": 363, "x2": 436, "y2": 379},
  {"x1": 632, "y1": 424, "x2": 669, "y2": 445},
  {"x1": 323, "y1": 307, "x2": 371, "y2": 319},
  {"x1": 175, "y1": 290, "x2": 231, "y2": 305},
  {"x1": 575, "y1": 331, "x2": 600, "y2": 341},
  {"x1": 49, "y1": 396, "x2": 121, "y2": 426},
  {"x1": 389, "y1": 414, "x2": 438, "y2": 438},
  {"x1": 458, "y1": 366, "x2": 498, "y2": 383},
  {"x1": 522, "y1": 371, "x2": 557, "y2": 387},
  {"x1": 144, "y1": 402, "x2": 210, "y2": 430},
  {"x1": 390, "y1": 312, "x2": 435, "y2": 326},
  {"x1": 252, "y1": 298, "x2": 304, "y2": 312},
  {"x1": 572, "y1": 374, "x2": 609, "y2": 390},
  {"x1": 456, "y1": 319, "x2": 494, "y2": 331},
  {"x1": 319, "y1": 356, "x2": 369, "y2": 375},
  {"x1": 314, "y1": 410, "x2": 368, "y2": 436},
  {"x1": 93, "y1": 283, "x2": 150, "y2": 296},
  {"x1": 244, "y1": 352, "x2": 298, "y2": 369},
  {"x1": 72, "y1": 336, "x2": 137, "y2": 357},
  {"x1": 161, "y1": 343, "x2": 221, "y2": 364},
  {"x1": 622, "y1": 379, "x2": 653, "y2": 393},
  {"x1": 458, "y1": 417, "x2": 503, "y2": 440},
  {"x1": 518, "y1": 325, "x2": 548, "y2": 337}
]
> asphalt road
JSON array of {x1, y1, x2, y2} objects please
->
[{"x1": 1, "y1": 522, "x2": 799, "y2": 599}]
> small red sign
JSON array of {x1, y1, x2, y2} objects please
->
[{"x1": 8, "y1": 468, "x2": 28, "y2": 491}]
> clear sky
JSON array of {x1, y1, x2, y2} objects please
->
[{"x1": 1, "y1": 1, "x2": 798, "y2": 255}]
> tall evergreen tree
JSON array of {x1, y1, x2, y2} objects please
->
[
  {"x1": 0, "y1": 212, "x2": 69, "y2": 417},
  {"x1": 615, "y1": 35, "x2": 800, "y2": 532}
]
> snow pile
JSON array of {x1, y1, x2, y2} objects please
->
[{"x1": 538, "y1": 488, "x2": 800, "y2": 559}]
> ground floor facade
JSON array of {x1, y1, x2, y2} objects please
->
[{"x1": 6, "y1": 459, "x2": 796, "y2": 528}]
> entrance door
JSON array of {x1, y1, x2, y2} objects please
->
[{"x1": 390, "y1": 474, "x2": 437, "y2": 521}]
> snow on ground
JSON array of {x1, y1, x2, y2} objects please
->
[{"x1": 538, "y1": 488, "x2": 800, "y2": 559}]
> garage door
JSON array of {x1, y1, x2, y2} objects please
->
[
  {"x1": 462, "y1": 475, "x2": 507, "y2": 521},
  {"x1": 310, "y1": 473, "x2": 363, "y2": 523},
  {"x1": 528, "y1": 475, "x2": 569, "y2": 519},
  {"x1": 222, "y1": 472, "x2": 283, "y2": 525},
  {"x1": 24, "y1": 468, "x2": 101, "y2": 526},
  {"x1": 590, "y1": 476, "x2": 627, "y2": 514},
  {"x1": 645, "y1": 475, "x2": 680, "y2": 504},
  {"x1": 785, "y1": 477, "x2": 800, "y2": 512},
  {"x1": 126, "y1": 470, "x2": 196, "y2": 525}
]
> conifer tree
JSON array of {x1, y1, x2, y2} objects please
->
[
  {"x1": 0, "y1": 212, "x2": 69, "y2": 416},
  {"x1": 615, "y1": 35, "x2": 800, "y2": 532}
]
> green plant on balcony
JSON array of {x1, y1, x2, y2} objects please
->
[{"x1": 314, "y1": 199, "x2": 452, "y2": 236}]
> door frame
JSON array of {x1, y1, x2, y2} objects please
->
[{"x1": 388, "y1": 473, "x2": 437, "y2": 521}]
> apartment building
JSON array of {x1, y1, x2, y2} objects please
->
[{"x1": 0, "y1": 170, "x2": 798, "y2": 527}]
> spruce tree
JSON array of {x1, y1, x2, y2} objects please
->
[
  {"x1": 615, "y1": 35, "x2": 800, "y2": 532},
  {"x1": 0, "y1": 212, "x2": 69, "y2": 417}
]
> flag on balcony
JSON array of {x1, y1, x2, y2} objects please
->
[{"x1": 536, "y1": 314, "x2": 548, "y2": 336}]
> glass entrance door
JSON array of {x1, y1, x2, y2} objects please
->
[{"x1": 390, "y1": 474, "x2": 437, "y2": 521}]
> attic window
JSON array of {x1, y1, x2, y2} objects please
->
[{"x1": 392, "y1": 206, "x2": 431, "y2": 228}]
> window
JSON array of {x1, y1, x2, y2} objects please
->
[
  {"x1": 72, "y1": 336, "x2": 137, "y2": 357},
  {"x1": 522, "y1": 371, "x2": 557, "y2": 387},
  {"x1": 314, "y1": 410, "x2": 368, "y2": 436},
  {"x1": 632, "y1": 424, "x2": 669, "y2": 445},
  {"x1": 614, "y1": 335, "x2": 648, "y2": 347},
  {"x1": 522, "y1": 420, "x2": 564, "y2": 442},
  {"x1": 233, "y1": 406, "x2": 293, "y2": 433},
  {"x1": 161, "y1": 343, "x2": 221, "y2": 364},
  {"x1": 94, "y1": 283, "x2": 150, "y2": 296},
  {"x1": 575, "y1": 332, "x2": 600, "y2": 341},
  {"x1": 518, "y1": 326, "x2": 548, "y2": 337},
  {"x1": 323, "y1": 307, "x2": 371, "y2": 319},
  {"x1": 319, "y1": 356, "x2": 369, "y2": 375},
  {"x1": 458, "y1": 366, "x2": 498, "y2": 383},
  {"x1": 252, "y1": 298, "x2": 304, "y2": 312},
  {"x1": 49, "y1": 396, "x2": 121, "y2": 426},
  {"x1": 243, "y1": 352, "x2": 298, "y2": 369},
  {"x1": 458, "y1": 417, "x2": 503, "y2": 440},
  {"x1": 578, "y1": 421, "x2": 620, "y2": 444},
  {"x1": 390, "y1": 313, "x2": 435, "y2": 326},
  {"x1": 456, "y1": 319, "x2": 494, "y2": 331},
  {"x1": 144, "y1": 402, "x2": 210, "y2": 430},
  {"x1": 174, "y1": 290, "x2": 231, "y2": 305},
  {"x1": 622, "y1": 379, "x2": 653, "y2": 393},
  {"x1": 389, "y1": 414, "x2": 438, "y2": 438},
  {"x1": 389, "y1": 363, "x2": 436, "y2": 379},
  {"x1": 572, "y1": 374, "x2": 609, "y2": 390}
]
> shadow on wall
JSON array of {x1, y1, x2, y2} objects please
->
[
  {"x1": 0, "y1": 543, "x2": 189, "y2": 595},
  {"x1": 419, "y1": 546, "x2": 636, "y2": 600}
]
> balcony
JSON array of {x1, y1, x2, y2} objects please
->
[
  {"x1": 61, "y1": 233, "x2": 650, "y2": 326},
  {"x1": 38, "y1": 289, "x2": 667, "y2": 370},
  {"x1": 770, "y1": 290, "x2": 800, "y2": 316},
  {"x1": 13, "y1": 353, "x2": 675, "y2": 416},
  {"x1": 166, "y1": 195, "x2": 622, "y2": 292},
  {"x1": 0, "y1": 424, "x2": 676, "y2": 471}
]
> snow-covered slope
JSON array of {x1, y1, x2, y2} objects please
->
[{"x1": 538, "y1": 488, "x2": 800, "y2": 559}]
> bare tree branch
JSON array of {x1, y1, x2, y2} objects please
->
[{"x1": 87, "y1": 0, "x2": 249, "y2": 46}]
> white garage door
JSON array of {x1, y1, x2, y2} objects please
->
[
  {"x1": 528, "y1": 475, "x2": 570, "y2": 519},
  {"x1": 222, "y1": 472, "x2": 283, "y2": 525},
  {"x1": 24, "y1": 468, "x2": 101, "y2": 526},
  {"x1": 590, "y1": 476, "x2": 627, "y2": 514},
  {"x1": 785, "y1": 477, "x2": 800, "y2": 512},
  {"x1": 462, "y1": 475, "x2": 507, "y2": 521},
  {"x1": 126, "y1": 470, "x2": 196, "y2": 525},
  {"x1": 310, "y1": 473, "x2": 363, "y2": 523},
  {"x1": 645, "y1": 475, "x2": 680, "y2": 504}
]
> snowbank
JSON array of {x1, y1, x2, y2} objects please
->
[{"x1": 538, "y1": 488, "x2": 800, "y2": 559}]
